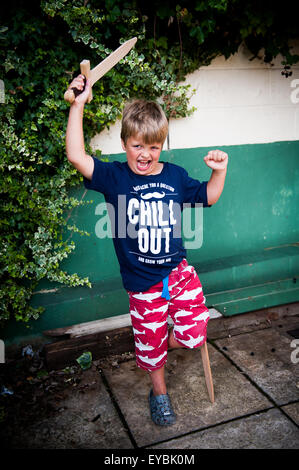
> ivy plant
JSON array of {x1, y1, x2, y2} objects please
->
[{"x1": 0, "y1": 0, "x2": 298, "y2": 326}]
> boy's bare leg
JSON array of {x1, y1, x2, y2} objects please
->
[
  {"x1": 168, "y1": 327, "x2": 184, "y2": 349},
  {"x1": 149, "y1": 328, "x2": 183, "y2": 396},
  {"x1": 149, "y1": 366, "x2": 167, "y2": 396}
]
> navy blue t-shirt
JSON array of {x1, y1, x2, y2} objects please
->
[{"x1": 83, "y1": 157, "x2": 210, "y2": 292}]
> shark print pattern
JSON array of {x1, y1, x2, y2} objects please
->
[{"x1": 127, "y1": 259, "x2": 209, "y2": 371}]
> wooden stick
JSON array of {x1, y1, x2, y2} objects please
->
[{"x1": 200, "y1": 341, "x2": 215, "y2": 403}]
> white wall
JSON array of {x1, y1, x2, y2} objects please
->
[{"x1": 90, "y1": 41, "x2": 299, "y2": 154}]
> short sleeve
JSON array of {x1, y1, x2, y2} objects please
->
[
  {"x1": 182, "y1": 168, "x2": 211, "y2": 207},
  {"x1": 83, "y1": 156, "x2": 114, "y2": 194}
]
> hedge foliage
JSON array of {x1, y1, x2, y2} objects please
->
[{"x1": 1, "y1": 0, "x2": 298, "y2": 326}]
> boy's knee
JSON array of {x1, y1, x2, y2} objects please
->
[
  {"x1": 191, "y1": 332, "x2": 206, "y2": 349},
  {"x1": 173, "y1": 326, "x2": 207, "y2": 349}
]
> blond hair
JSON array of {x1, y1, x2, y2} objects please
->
[{"x1": 121, "y1": 99, "x2": 168, "y2": 145}]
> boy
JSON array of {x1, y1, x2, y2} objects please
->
[{"x1": 66, "y1": 75, "x2": 228, "y2": 426}]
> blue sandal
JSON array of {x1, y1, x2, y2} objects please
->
[{"x1": 149, "y1": 389, "x2": 176, "y2": 426}]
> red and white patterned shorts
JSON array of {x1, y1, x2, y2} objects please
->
[{"x1": 127, "y1": 259, "x2": 209, "y2": 372}]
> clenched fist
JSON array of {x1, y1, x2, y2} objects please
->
[
  {"x1": 68, "y1": 74, "x2": 92, "y2": 105},
  {"x1": 204, "y1": 150, "x2": 228, "y2": 171}
]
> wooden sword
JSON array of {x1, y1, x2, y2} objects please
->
[{"x1": 64, "y1": 37, "x2": 137, "y2": 104}]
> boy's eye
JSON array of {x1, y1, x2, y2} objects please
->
[{"x1": 132, "y1": 144, "x2": 160, "y2": 150}]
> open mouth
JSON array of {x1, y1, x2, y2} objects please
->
[{"x1": 137, "y1": 160, "x2": 151, "y2": 171}]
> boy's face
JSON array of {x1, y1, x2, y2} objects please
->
[{"x1": 121, "y1": 135, "x2": 163, "y2": 176}]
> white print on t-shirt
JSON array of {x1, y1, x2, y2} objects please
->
[
  {"x1": 129, "y1": 184, "x2": 177, "y2": 259},
  {"x1": 127, "y1": 196, "x2": 177, "y2": 255},
  {"x1": 94, "y1": 185, "x2": 204, "y2": 256}
]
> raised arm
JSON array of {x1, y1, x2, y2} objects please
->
[
  {"x1": 204, "y1": 150, "x2": 228, "y2": 205},
  {"x1": 65, "y1": 75, "x2": 94, "y2": 180}
]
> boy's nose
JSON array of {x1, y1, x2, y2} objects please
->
[{"x1": 141, "y1": 149, "x2": 150, "y2": 158}]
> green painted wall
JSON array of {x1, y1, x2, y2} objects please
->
[{"x1": 2, "y1": 141, "x2": 299, "y2": 345}]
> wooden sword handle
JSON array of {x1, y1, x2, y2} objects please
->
[
  {"x1": 64, "y1": 59, "x2": 93, "y2": 104},
  {"x1": 80, "y1": 60, "x2": 92, "y2": 103}
]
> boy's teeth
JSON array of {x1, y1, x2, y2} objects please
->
[{"x1": 137, "y1": 160, "x2": 151, "y2": 170}]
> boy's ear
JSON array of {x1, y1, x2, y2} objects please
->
[{"x1": 121, "y1": 139, "x2": 126, "y2": 151}]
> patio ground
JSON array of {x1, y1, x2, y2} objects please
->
[{"x1": 1, "y1": 303, "x2": 298, "y2": 450}]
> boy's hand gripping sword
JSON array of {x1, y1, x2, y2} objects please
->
[{"x1": 64, "y1": 37, "x2": 137, "y2": 104}]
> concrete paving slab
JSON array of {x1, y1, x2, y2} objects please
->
[
  {"x1": 216, "y1": 328, "x2": 299, "y2": 405},
  {"x1": 281, "y1": 402, "x2": 299, "y2": 426},
  {"x1": 102, "y1": 343, "x2": 271, "y2": 448},
  {"x1": 6, "y1": 365, "x2": 133, "y2": 449},
  {"x1": 149, "y1": 408, "x2": 299, "y2": 449}
]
